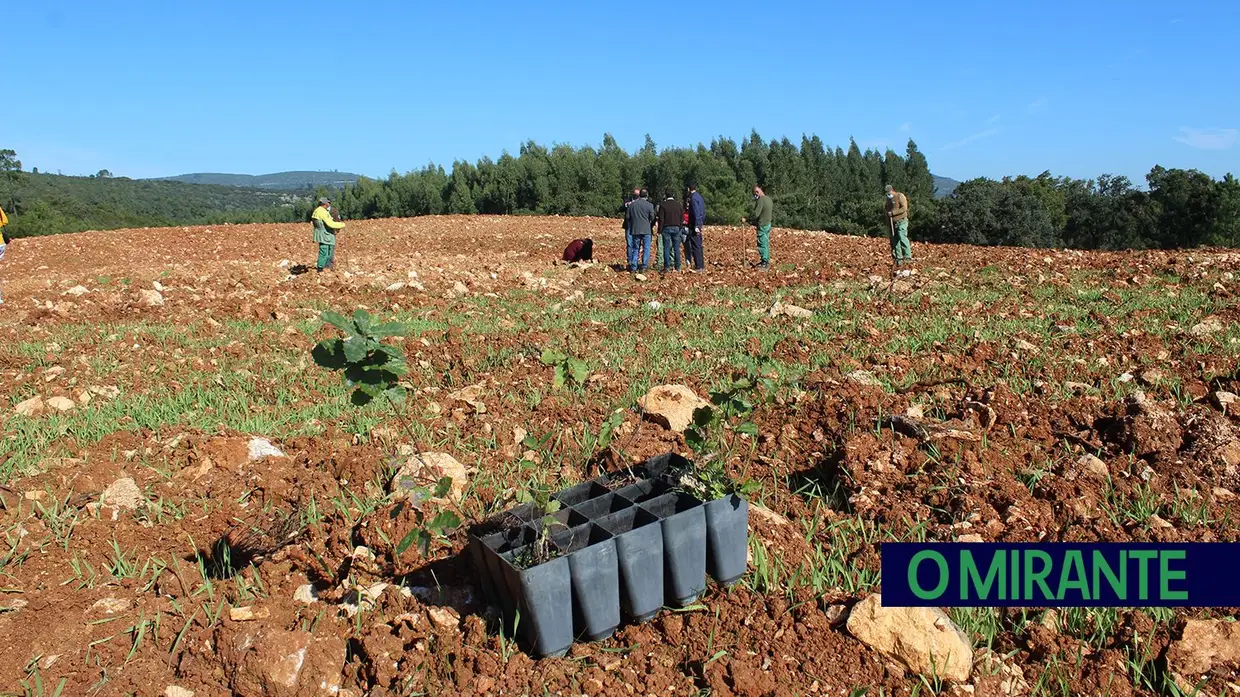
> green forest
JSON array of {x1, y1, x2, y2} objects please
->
[{"x1": 3, "y1": 137, "x2": 1238, "y2": 251}]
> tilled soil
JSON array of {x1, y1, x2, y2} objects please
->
[{"x1": 0, "y1": 216, "x2": 1239, "y2": 696}]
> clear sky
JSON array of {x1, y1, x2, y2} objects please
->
[{"x1": 5, "y1": 0, "x2": 1237, "y2": 184}]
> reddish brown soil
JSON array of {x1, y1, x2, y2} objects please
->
[{"x1": 1, "y1": 216, "x2": 1239, "y2": 695}]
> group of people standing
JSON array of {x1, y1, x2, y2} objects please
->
[{"x1": 621, "y1": 184, "x2": 707, "y2": 273}]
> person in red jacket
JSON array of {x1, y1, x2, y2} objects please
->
[{"x1": 562, "y1": 238, "x2": 594, "y2": 263}]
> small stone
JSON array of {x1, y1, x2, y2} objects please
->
[
  {"x1": 637, "y1": 385, "x2": 711, "y2": 433},
  {"x1": 846, "y1": 594, "x2": 972, "y2": 682},
  {"x1": 1168, "y1": 618, "x2": 1240, "y2": 675},
  {"x1": 164, "y1": 687, "x2": 195, "y2": 697},
  {"x1": 138, "y1": 289, "x2": 165, "y2": 307},
  {"x1": 14, "y1": 396, "x2": 45, "y2": 417},
  {"x1": 43, "y1": 366, "x2": 65, "y2": 382},
  {"x1": 88, "y1": 385, "x2": 121, "y2": 400},
  {"x1": 1191, "y1": 319, "x2": 1224, "y2": 337},
  {"x1": 391, "y1": 452, "x2": 471, "y2": 503},
  {"x1": 452, "y1": 281, "x2": 469, "y2": 295},
  {"x1": 91, "y1": 597, "x2": 133, "y2": 614},
  {"x1": 230, "y1": 606, "x2": 270, "y2": 621},
  {"x1": 247, "y1": 438, "x2": 284, "y2": 461},
  {"x1": 1064, "y1": 381, "x2": 1094, "y2": 395},
  {"x1": 906, "y1": 404, "x2": 925, "y2": 419},
  {"x1": 1138, "y1": 368, "x2": 1165, "y2": 386},
  {"x1": 64, "y1": 285, "x2": 90, "y2": 297},
  {"x1": 633, "y1": 273, "x2": 648, "y2": 282},
  {"x1": 1078, "y1": 455, "x2": 1109, "y2": 481},
  {"x1": 957, "y1": 534, "x2": 984, "y2": 543},
  {"x1": 101, "y1": 477, "x2": 143, "y2": 510},
  {"x1": 385, "y1": 282, "x2": 406, "y2": 292},
  {"x1": 1214, "y1": 487, "x2": 1236, "y2": 502},
  {"x1": 1148, "y1": 515, "x2": 1174, "y2": 529},
  {"x1": 294, "y1": 584, "x2": 319, "y2": 604},
  {"x1": 428, "y1": 607, "x2": 459, "y2": 630},
  {"x1": 1015, "y1": 339, "x2": 1039, "y2": 353},
  {"x1": 846, "y1": 370, "x2": 883, "y2": 388},
  {"x1": 1213, "y1": 392, "x2": 1238, "y2": 412}
]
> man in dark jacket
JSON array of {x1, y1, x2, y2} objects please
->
[
  {"x1": 624, "y1": 189, "x2": 657, "y2": 272},
  {"x1": 686, "y1": 184, "x2": 706, "y2": 271},
  {"x1": 621, "y1": 188, "x2": 640, "y2": 270},
  {"x1": 656, "y1": 192, "x2": 685, "y2": 272}
]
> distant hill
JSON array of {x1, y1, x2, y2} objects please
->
[
  {"x1": 156, "y1": 171, "x2": 362, "y2": 191},
  {"x1": 4, "y1": 171, "x2": 307, "y2": 238},
  {"x1": 933, "y1": 175, "x2": 961, "y2": 198}
]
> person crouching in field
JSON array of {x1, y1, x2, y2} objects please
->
[
  {"x1": 312, "y1": 196, "x2": 345, "y2": 272},
  {"x1": 562, "y1": 238, "x2": 594, "y2": 263}
]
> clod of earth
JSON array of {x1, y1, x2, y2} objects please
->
[
  {"x1": 845, "y1": 594, "x2": 974, "y2": 682},
  {"x1": 1077, "y1": 454, "x2": 1109, "y2": 481},
  {"x1": 100, "y1": 477, "x2": 143, "y2": 510},
  {"x1": 637, "y1": 384, "x2": 711, "y2": 433}
]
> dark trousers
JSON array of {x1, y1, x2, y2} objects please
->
[{"x1": 685, "y1": 228, "x2": 704, "y2": 270}]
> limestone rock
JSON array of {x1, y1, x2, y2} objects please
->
[
  {"x1": 64, "y1": 285, "x2": 90, "y2": 297},
  {"x1": 1077, "y1": 455, "x2": 1109, "y2": 481},
  {"x1": 447, "y1": 383, "x2": 487, "y2": 414},
  {"x1": 391, "y1": 452, "x2": 471, "y2": 503},
  {"x1": 1190, "y1": 318, "x2": 1224, "y2": 337},
  {"x1": 164, "y1": 687, "x2": 195, "y2": 697},
  {"x1": 47, "y1": 396, "x2": 76, "y2": 412},
  {"x1": 229, "y1": 606, "x2": 271, "y2": 622},
  {"x1": 138, "y1": 289, "x2": 165, "y2": 307},
  {"x1": 221, "y1": 628, "x2": 347, "y2": 697},
  {"x1": 14, "y1": 396, "x2": 44, "y2": 417},
  {"x1": 846, "y1": 594, "x2": 973, "y2": 682},
  {"x1": 91, "y1": 597, "x2": 133, "y2": 614},
  {"x1": 637, "y1": 385, "x2": 711, "y2": 433},
  {"x1": 101, "y1": 477, "x2": 143, "y2": 510},
  {"x1": 247, "y1": 438, "x2": 285, "y2": 461},
  {"x1": 1167, "y1": 619, "x2": 1240, "y2": 677},
  {"x1": 846, "y1": 370, "x2": 883, "y2": 388},
  {"x1": 1213, "y1": 391, "x2": 1238, "y2": 413}
]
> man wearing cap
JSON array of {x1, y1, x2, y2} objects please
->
[
  {"x1": 312, "y1": 197, "x2": 345, "y2": 272},
  {"x1": 884, "y1": 185, "x2": 912, "y2": 265}
]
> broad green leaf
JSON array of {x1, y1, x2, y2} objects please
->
[
  {"x1": 427, "y1": 511, "x2": 462, "y2": 534},
  {"x1": 515, "y1": 489, "x2": 533, "y2": 503},
  {"x1": 545, "y1": 499, "x2": 561, "y2": 514},
  {"x1": 321, "y1": 310, "x2": 353, "y2": 334},
  {"x1": 737, "y1": 480, "x2": 762, "y2": 496},
  {"x1": 369, "y1": 321, "x2": 409, "y2": 338},
  {"x1": 685, "y1": 427, "x2": 708, "y2": 453},
  {"x1": 540, "y1": 349, "x2": 567, "y2": 366},
  {"x1": 311, "y1": 339, "x2": 347, "y2": 370},
  {"x1": 691, "y1": 406, "x2": 715, "y2": 427},
  {"x1": 352, "y1": 309, "x2": 372, "y2": 334},
  {"x1": 433, "y1": 476, "x2": 453, "y2": 499},
  {"x1": 553, "y1": 364, "x2": 566, "y2": 389},
  {"x1": 342, "y1": 337, "x2": 368, "y2": 363},
  {"x1": 568, "y1": 358, "x2": 589, "y2": 385},
  {"x1": 349, "y1": 388, "x2": 375, "y2": 407},
  {"x1": 381, "y1": 386, "x2": 407, "y2": 404},
  {"x1": 395, "y1": 528, "x2": 429, "y2": 556},
  {"x1": 735, "y1": 422, "x2": 760, "y2": 436}
]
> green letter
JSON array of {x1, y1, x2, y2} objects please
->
[
  {"x1": 1024, "y1": 550, "x2": 1055, "y2": 601},
  {"x1": 1057, "y1": 550, "x2": 1090, "y2": 601},
  {"x1": 1093, "y1": 550, "x2": 1126, "y2": 601},
  {"x1": 1011, "y1": 548, "x2": 1021, "y2": 599},
  {"x1": 909, "y1": 551, "x2": 949, "y2": 600},
  {"x1": 962, "y1": 550, "x2": 1006, "y2": 601},
  {"x1": 1160, "y1": 550, "x2": 1188, "y2": 601},
  {"x1": 1130, "y1": 550, "x2": 1157, "y2": 600}
]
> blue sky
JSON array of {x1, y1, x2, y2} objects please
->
[{"x1": 5, "y1": 0, "x2": 1237, "y2": 184}]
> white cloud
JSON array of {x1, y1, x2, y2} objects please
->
[
  {"x1": 1027, "y1": 97, "x2": 1048, "y2": 113},
  {"x1": 941, "y1": 128, "x2": 1002, "y2": 151},
  {"x1": 899, "y1": 122, "x2": 912, "y2": 132},
  {"x1": 1174, "y1": 127, "x2": 1238, "y2": 151},
  {"x1": 985, "y1": 114, "x2": 1001, "y2": 125}
]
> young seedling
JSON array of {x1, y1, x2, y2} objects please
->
[
  {"x1": 313, "y1": 308, "x2": 461, "y2": 555},
  {"x1": 539, "y1": 348, "x2": 589, "y2": 390},
  {"x1": 679, "y1": 369, "x2": 769, "y2": 500}
]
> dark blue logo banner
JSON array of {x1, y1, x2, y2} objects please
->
[{"x1": 881, "y1": 543, "x2": 1238, "y2": 607}]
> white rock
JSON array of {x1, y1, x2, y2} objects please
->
[
  {"x1": 247, "y1": 438, "x2": 284, "y2": 461},
  {"x1": 1077, "y1": 455, "x2": 1109, "y2": 481},
  {"x1": 846, "y1": 370, "x2": 883, "y2": 388},
  {"x1": 14, "y1": 396, "x2": 44, "y2": 417},
  {"x1": 1191, "y1": 319, "x2": 1224, "y2": 337},
  {"x1": 101, "y1": 477, "x2": 143, "y2": 510},
  {"x1": 846, "y1": 594, "x2": 973, "y2": 682},
  {"x1": 91, "y1": 597, "x2": 133, "y2": 614},
  {"x1": 385, "y1": 282, "x2": 406, "y2": 292},
  {"x1": 64, "y1": 285, "x2": 90, "y2": 297},
  {"x1": 452, "y1": 281, "x2": 469, "y2": 294},
  {"x1": 46, "y1": 396, "x2": 75, "y2": 412},
  {"x1": 229, "y1": 606, "x2": 271, "y2": 621},
  {"x1": 138, "y1": 289, "x2": 164, "y2": 307},
  {"x1": 294, "y1": 584, "x2": 319, "y2": 604},
  {"x1": 637, "y1": 385, "x2": 711, "y2": 433},
  {"x1": 428, "y1": 606, "x2": 459, "y2": 630},
  {"x1": 164, "y1": 687, "x2": 195, "y2": 697},
  {"x1": 391, "y1": 452, "x2": 471, "y2": 503}
]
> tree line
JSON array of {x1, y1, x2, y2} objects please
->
[{"x1": 4, "y1": 140, "x2": 1237, "y2": 251}]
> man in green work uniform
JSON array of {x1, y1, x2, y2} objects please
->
[
  {"x1": 751, "y1": 185, "x2": 773, "y2": 269},
  {"x1": 312, "y1": 196, "x2": 346, "y2": 272},
  {"x1": 885, "y1": 184, "x2": 912, "y2": 265}
]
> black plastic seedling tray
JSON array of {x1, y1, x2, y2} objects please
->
[{"x1": 468, "y1": 454, "x2": 750, "y2": 657}]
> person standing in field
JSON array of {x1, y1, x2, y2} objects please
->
[
  {"x1": 885, "y1": 184, "x2": 912, "y2": 265},
  {"x1": 0, "y1": 203, "x2": 9, "y2": 304},
  {"x1": 621, "y1": 187, "x2": 640, "y2": 271},
  {"x1": 656, "y1": 191, "x2": 685, "y2": 273},
  {"x1": 312, "y1": 196, "x2": 346, "y2": 272},
  {"x1": 625, "y1": 189, "x2": 657, "y2": 273},
  {"x1": 686, "y1": 183, "x2": 706, "y2": 271},
  {"x1": 751, "y1": 185, "x2": 773, "y2": 270}
]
